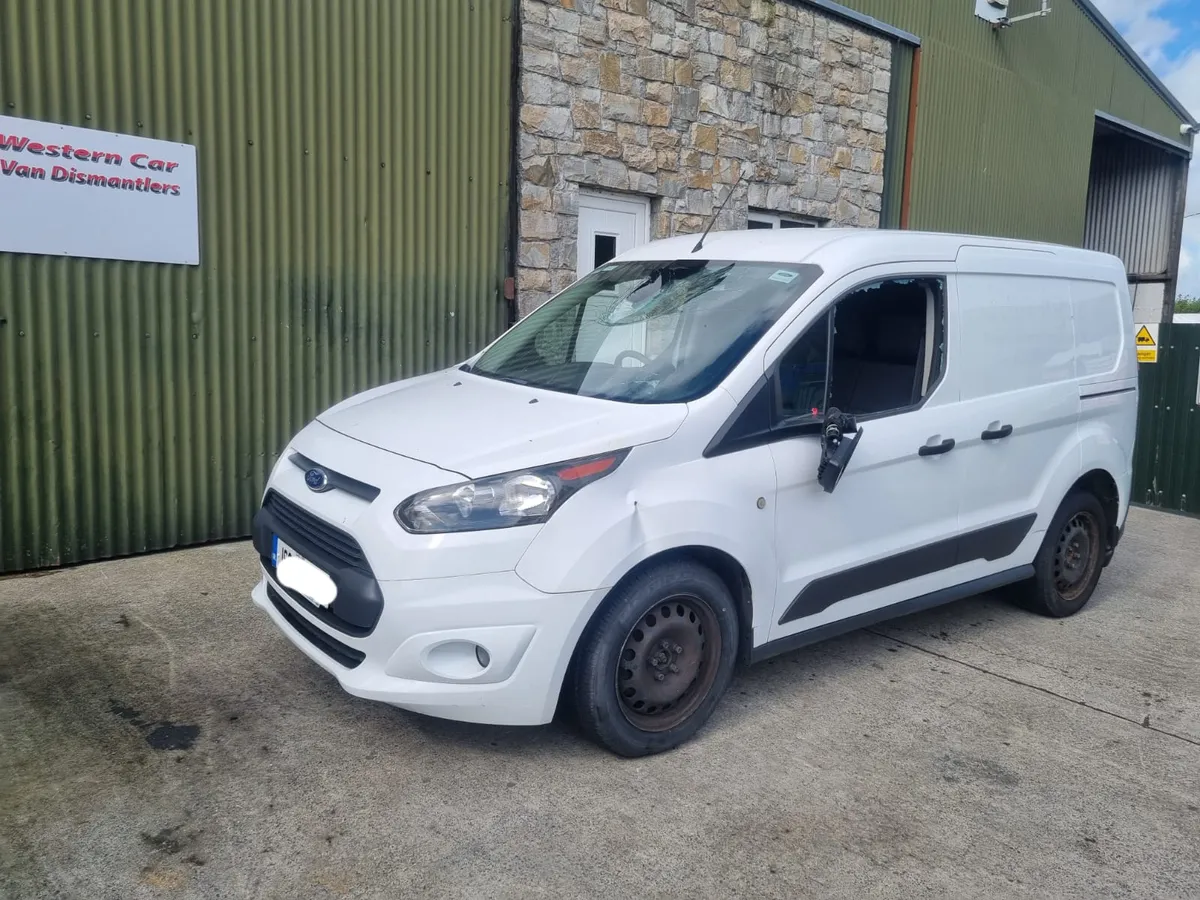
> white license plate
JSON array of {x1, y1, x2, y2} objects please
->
[{"x1": 272, "y1": 536, "x2": 337, "y2": 608}]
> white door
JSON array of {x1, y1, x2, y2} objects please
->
[
  {"x1": 765, "y1": 266, "x2": 973, "y2": 643},
  {"x1": 576, "y1": 192, "x2": 650, "y2": 279}
]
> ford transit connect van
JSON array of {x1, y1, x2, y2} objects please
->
[{"x1": 251, "y1": 229, "x2": 1137, "y2": 757}]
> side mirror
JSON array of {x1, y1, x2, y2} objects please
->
[{"x1": 818, "y1": 408, "x2": 862, "y2": 494}]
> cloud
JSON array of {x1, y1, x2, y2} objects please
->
[
  {"x1": 1162, "y1": 49, "x2": 1199, "y2": 298},
  {"x1": 1089, "y1": 0, "x2": 1179, "y2": 68},
  {"x1": 1178, "y1": 222, "x2": 1198, "y2": 301}
]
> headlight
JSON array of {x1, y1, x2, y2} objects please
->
[{"x1": 394, "y1": 449, "x2": 630, "y2": 534}]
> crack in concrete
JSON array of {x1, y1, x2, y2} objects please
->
[{"x1": 867, "y1": 630, "x2": 1200, "y2": 750}]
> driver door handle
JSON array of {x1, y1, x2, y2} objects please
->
[
  {"x1": 918, "y1": 438, "x2": 955, "y2": 457},
  {"x1": 981, "y1": 424, "x2": 1013, "y2": 441}
]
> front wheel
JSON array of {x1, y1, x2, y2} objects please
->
[
  {"x1": 1017, "y1": 491, "x2": 1108, "y2": 617},
  {"x1": 572, "y1": 561, "x2": 739, "y2": 757}
]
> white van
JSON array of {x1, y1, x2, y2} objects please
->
[{"x1": 251, "y1": 229, "x2": 1137, "y2": 757}]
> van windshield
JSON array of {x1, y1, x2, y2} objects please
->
[{"x1": 466, "y1": 259, "x2": 822, "y2": 404}]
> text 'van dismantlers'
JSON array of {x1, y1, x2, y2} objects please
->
[{"x1": 0, "y1": 131, "x2": 185, "y2": 196}]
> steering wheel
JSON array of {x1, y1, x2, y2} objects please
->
[{"x1": 613, "y1": 349, "x2": 652, "y2": 368}]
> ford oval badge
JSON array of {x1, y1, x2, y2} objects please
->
[{"x1": 305, "y1": 468, "x2": 331, "y2": 492}]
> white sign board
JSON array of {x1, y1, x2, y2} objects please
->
[{"x1": 0, "y1": 115, "x2": 199, "y2": 265}]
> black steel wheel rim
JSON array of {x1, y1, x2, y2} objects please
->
[
  {"x1": 1053, "y1": 511, "x2": 1100, "y2": 602},
  {"x1": 615, "y1": 594, "x2": 722, "y2": 732}
]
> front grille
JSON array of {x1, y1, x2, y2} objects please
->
[
  {"x1": 269, "y1": 573, "x2": 373, "y2": 638},
  {"x1": 267, "y1": 585, "x2": 365, "y2": 669},
  {"x1": 263, "y1": 490, "x2": 369, "y2": 572}
]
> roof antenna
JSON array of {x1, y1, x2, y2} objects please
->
[{"x1": 692, "y1": 172, "x2": 743, "y2": 253}]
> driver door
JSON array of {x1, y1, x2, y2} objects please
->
[{"x1": 766, "y1": 267, "x2": 969, "y2": 643}]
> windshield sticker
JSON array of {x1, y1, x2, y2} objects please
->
[{"x1": 769, "y1": 269, "x2": 800, "y2": 284}]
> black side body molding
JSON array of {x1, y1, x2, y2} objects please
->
[
  {"x1": 1080, "y1": 386, "x2": 1136, "y2": 400},
  {"x1": 778, "y1": 514, "x2": 1036, "y2": 625},
  {"x1": 751, "y1": 566, "x2": 1034, "y2": 665}
]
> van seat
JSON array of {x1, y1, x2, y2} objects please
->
[{"x1": 831, "y1": 311, "x2": 923, "y2": 415}]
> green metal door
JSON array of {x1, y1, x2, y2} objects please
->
[
  {"x1": 0, "y1": 0, "x2": 514, "y2": 572},
  {"x1": 1133, "y1": 324, "x2": 1200, "y2": 515}
]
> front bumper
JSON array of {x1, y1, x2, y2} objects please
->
[{"x1": 252, "y1": 567, "x2": 602, "y2": 726}]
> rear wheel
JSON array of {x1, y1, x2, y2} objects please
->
[
  {"x1": 572, "y1": 561, "x2": 738, "y2": 757},
  {"x1": 1017, "y1": 491, "x2": 1108, "y2": 617}
]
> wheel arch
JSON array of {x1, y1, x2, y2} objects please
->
[
  {"x1": 594, "y1": 545, "x2": 755, "y2": 658},
  {"x1": 554, "y1": 545, "x2": 756, "y2": 719},
  {"x1": 1070, "y1": 467, "x2": 1121, "y2": 559}
]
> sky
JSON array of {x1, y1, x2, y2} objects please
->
[{"x1": 1091, "y1": 0, "x2": 1199, "y2": 299}]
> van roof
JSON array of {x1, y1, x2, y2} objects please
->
[{"x1": 617, "y1": 228, "x2": 1125, "y2": 273}]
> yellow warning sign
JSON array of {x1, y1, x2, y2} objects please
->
[{"x1": 1135, "y1": 323, "x2": 1158, "y2": 363}]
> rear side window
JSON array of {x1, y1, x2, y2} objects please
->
[
  {"x1": 957, "y1": 274, "x2": 1075, "y2": 400},
  {"x1": 1070, "y1": 280, "x2": 1122, "y2": 377}
]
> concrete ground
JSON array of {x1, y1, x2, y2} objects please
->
[{"x1": 1, "y1": 507, "x2": 1198, "y2": 900}]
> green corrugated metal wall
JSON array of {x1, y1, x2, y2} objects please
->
[
  {"x1": 1133, "y1": 325, "x2": 1200, "y2": 516},
  {"x1": 835, "y1": 0, "x2": 1186, "y2": 241},
  {"x1": 879, "y1": 40, "x2": 912, "y2": 230},
  {"x1": 834, "y1": 0, "x2": 1195, "y2": 522},
  {"x1": 0, "y1": 0, "x2": 514, "y2": 572}
]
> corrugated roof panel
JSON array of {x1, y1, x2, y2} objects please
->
[{"x1": 1085, "y1": 136, "x2": 1185, "y2": 277}]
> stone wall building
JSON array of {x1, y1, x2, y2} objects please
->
[{"x1": 516, "y1": 0, "x2": 893, "y2": 314}]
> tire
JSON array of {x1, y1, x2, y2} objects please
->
[
  {"x1": 572, "y1": 560, "x2": 739, "y2": 757},
  {"x1": 1016, "y1": 491, "x2": 1108, "y2": 618}
]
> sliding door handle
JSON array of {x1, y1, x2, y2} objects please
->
[
  {"x1": 918, "y1": 438, "x2": 955, "y2": 457},
  {"x1": 981, "y1": 424, "x2": 1013, "y2": 441}
]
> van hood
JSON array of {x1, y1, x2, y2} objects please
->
[{"x1": 315, "y1": 368, "x2": 688, "y2": 478}]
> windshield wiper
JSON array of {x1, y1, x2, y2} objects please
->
[{"x1": 467, "y1": 368, "x2": 532, "y2": 387}]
